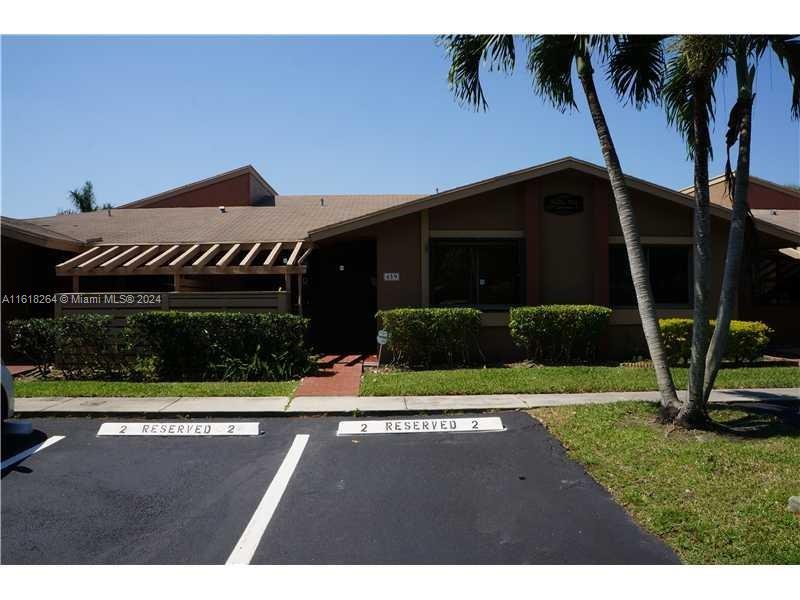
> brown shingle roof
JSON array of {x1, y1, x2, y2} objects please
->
[
  {"x1": 22, "y1": 195, "x2": 422, "y2": 245},
  {"x1": 11, "y1": 158, "x2": 800, "y2": 249},
  {"x1": 1, "y1": 216, "x2": 85, "y2": 251},
  {"x1": 751, "y1": 209, "x2": 800, "y2": 235}
]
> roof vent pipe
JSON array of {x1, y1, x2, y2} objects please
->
[
  {"x1": 218, "y1": 206, "x2": 226, "y2": 213},
  {"x1": 320, "y1": 197, "x2": 325, "y2": 207}
]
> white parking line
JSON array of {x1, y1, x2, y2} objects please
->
[
  {"x1": 1, "y1": 436, "x2": 65, "y2": 470},
  {"x1": 226, "y1": 434, "x2": 310, "y2": 565}
]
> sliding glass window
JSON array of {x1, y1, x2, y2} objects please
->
[
  {"x1": 430, "y1": 239, "x2": 524, "y2": 310},
  {"x1": 609, "y1": 244, "x2": 692, "y2": 307}
]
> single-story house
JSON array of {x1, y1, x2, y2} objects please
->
[{"x1": 2, "y1": 157, "x2": 799, "y2": 360}]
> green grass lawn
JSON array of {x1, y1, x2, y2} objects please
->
[
  {"x1": 360, "y1": 365, "x2": 799, "y2": 396},
  {"x1": 15, "y1": 379, "x2": 298, "y2": 398},
  {"x1": 531, "y1": 402, "x2": 800, "y2": 564}
]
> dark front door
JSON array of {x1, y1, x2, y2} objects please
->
[{"x1": 308, "y1": 240, "x2": 377, "y2": 353}]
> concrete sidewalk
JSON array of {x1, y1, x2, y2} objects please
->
[{"x1": 13, "y1": 387, "x2": 798, "y2": 415}]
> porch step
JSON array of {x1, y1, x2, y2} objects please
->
[
  {"x1": 317, "y1": 354, "x2": 344, "y2": 368},
  {"x1": 316, "y1": 354, "x2": 370, "y2": 368},
  {"x1": 340, "y1": 354, "x2": 364, "y2": 367}
]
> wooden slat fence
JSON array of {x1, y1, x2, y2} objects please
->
[{"x1": 55, "y1": 291, "x2": 290, "y2": 321}]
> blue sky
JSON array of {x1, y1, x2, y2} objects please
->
[{"x1": 2, "y1": 35, "x2": 799, "y2": 218}]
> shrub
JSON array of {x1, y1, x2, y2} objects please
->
[
  {"x1": 658, "y1": 318, "x2": 773, "y2": 365},
  {"x1": 7, "y1": 315, "x2": 120, "y2": 379},
  {"x1": 725, "y1": 320, "x2": 774, "y2": 363},
  {"x1": 376, "y1": 307, "x2": 482, "y2": 368},
  {"x1": 659, "y1": 319, "x2": 693, "y2": 365},
  {"x1": 123, "y1": 311, "x2": 314, "y2": 381},
  {"x1": 7, "y1": 318, "x2": 59, "y2": 375},
  {"x1": 509, "y1": 304, "x2": 612, "y2": 363},
  {"x1": 56, "y1": 314, "x2": 119, "y2": 379}
]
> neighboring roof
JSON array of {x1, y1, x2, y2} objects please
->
[
  {"x1": 751, "y1": 209, "x2": 800, "y2": 234},
  {"x1": 0, "y1": 216, "x2": 85, "y2": 251},
  {"x1": 679, "y1": 173, "x2": 800, "y2": 236},
  {"x1": 681, "y1": 174, "x2": 800, "y2": 198},
  {"x1": 308, "y1": 156, "x2": 800, "y2": 245},
  {"x1": 8, "y1": 157, "x2": 800, "y2": 250},
  {"x1": 22, "y1": 195, "x2": 422, "y2": 245},
  {"x1": 119, "y1": 165, "x2": 278, "y2": 208}
]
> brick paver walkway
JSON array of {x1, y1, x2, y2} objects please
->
[{"x1": 294, "y1": 355, "x2": 367, "y2": 396}]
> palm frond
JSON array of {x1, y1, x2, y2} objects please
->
[
  {"x1": 662, "y1": 53, "x2": 697, "y2": 157},
  {"x1": 586, "y1": 35, "x2": 614, "y2": 60},
  {"x1": 608, "y1": 35, "x2": 668, "y2": 109},
  {"x1": 662, "y1": 40, "x2": 722, "y2": 159},
  {"x1": 438, "y1": 35, "x2": 516, "y2": 110},
  {"x1": 68, "y1": 180, "x2": 97, "y2": 212},
  {"x1": 527, "y1": 35, "x2": 579, "y2": 112},
  {"x1": 769, "y1": 36, "x2": 800, "y2": 119}
]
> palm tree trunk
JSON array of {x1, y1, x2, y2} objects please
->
[
  {"x1": 678, "y1": 79, "x2": 713, "y2": 427},
  {"x1": 703, "y1": 52, "x2": 754, "y2": 403},
  {"x1": 576, "y1": 53, "x2": 682, "y2": 417}
]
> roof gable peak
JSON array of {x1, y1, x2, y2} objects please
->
[{"x1": 119, "y1": 164, "x2": 277, "y2": 209}]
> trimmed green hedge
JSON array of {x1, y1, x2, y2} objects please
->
[
  {"x1": 123, "y1": 311, "x2": 314, "y2": 381},
  {"x1": 659, "y1": 318, "x2": 773, "y2": 365},
  {"x1": 8, "y1": 311, "x2": 314, "y2": 381},
  {"x1": 509, "y1": 305, "x2": 612, "y2": 363},
  {"x1": 659, "y1": 319, "x2": 693, "y2": 365},
  {"x1": 376, "y1": 307, "x2": 482, "y2": 368},
  {"x1": 7, "y1": 318, "x2": 59, "y2": 375},
  {"x1": 8, "y1": 314, "x2": 121, "y2": 379},
  {"x1": 57, "y1": 314, "x2": 121, "y2": 378}
]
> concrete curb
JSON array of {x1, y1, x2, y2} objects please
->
[{"x1": 14, "y1": 388, "x2": 798, "y2": 416}]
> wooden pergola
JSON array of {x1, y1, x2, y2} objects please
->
[{"x1": 56, "y1": 240, "x2": 312, "y2": 311}]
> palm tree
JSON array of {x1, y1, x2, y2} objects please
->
[
  {"x1": 68, "y1": 180, "x2": 97, "y2": 212},
  {"x1": 663, "y1": 36, "x2": 800, "y2": 426},
  {"x1": 661, "y1": 37, "x2": 723, "y2": 426},
  {"x1": 439, "y1": 35, "x2": 682, "y2": 417},
  {"x1": 705, "y1": 37, "x2": 799, "y2": 409}
]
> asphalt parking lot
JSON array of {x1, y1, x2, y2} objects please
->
[{"x1": 1, "y1": 411, "x2": 679, "y2": 565}]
